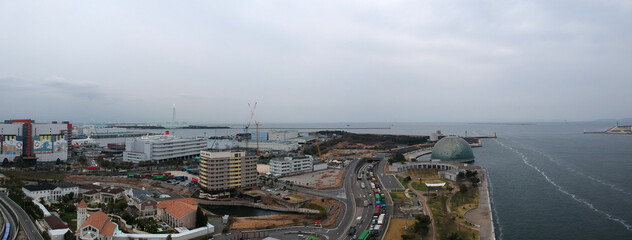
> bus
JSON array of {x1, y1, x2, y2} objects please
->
[
  {"x1": 358, "y1": 230, "x2": 371, "y2": 240},
  {"x1": 358, "y1": 173, "x2": 363, "y2": 180}
]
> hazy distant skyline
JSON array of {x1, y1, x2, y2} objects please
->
[{"x1": 1, "y1": 1, "x2": 631, "y2": 124}]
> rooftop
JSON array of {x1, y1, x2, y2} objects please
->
[
  {"x1": 44, "y1": 215, "x2": 71, "y2": 230},
  {"x1": 78, "y1": 211, "x2": 117, "y2": 237},
  {"x1": 431, "y1": 136, "x2": 475, "y2": 162},
  {"x1": 156, "y1": 198, "x2": 198, "y2": 219}
]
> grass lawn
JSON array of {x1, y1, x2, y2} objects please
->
[
  {"x1": 428, "y1": 194, "x2": 479, "y2": 240},
  {"x1": 405, "y1": 169, "x2": 439, "y2": 178},
  {"x1": 450, "y1": 190, "x2": 480, "y2": 227},
  {"x1": 390, "y1": 191, "x2": 409, "y2": 200},
  {"x1": 411, "y1": 182, "x2": 428, "y2": 191},
  {"x1": 384, "y1": 218, "x2": 415, "y2": 240},
  {"x1": 60, "y1": 211, "x2": 78, "y2": 230},
  {"x1": 396, "y1": 176, "x2": 409, "y2": 189}
]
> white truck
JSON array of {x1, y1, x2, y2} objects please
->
[{"x1": 377, "y1": 213, "x2": 385, "y2": 225}]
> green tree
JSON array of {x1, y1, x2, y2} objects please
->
[
  {"x1": 445, "y1": 232, "x2": 463, "y2": 240},
  {"x1": 2, "y1": 158, "x2": 9, "y2": 167},
  {"x1": 460, "y1": 184, "x2": 468, "y2": 194},
  {"x1": 195, "y1": 206, "x2": 206, "y2": 228},
  {"x1": 42, "y1": 231, "x2": 51, "y2": 240},
  {"x1": 56, "y1": 158, "x2": 61, "y2": 165},
  {"x1": 64, "y1": 230, "x2": 75, "y2": 240},
  {"x1": 413, "y1": 215, "x2": 431, "y2": 234},
  {"x1": 166, "y1": 235, "x2": 172, "y2": 240},
  {"x1": 389, "y1": 152, "x2": 406, "y2": 163}
]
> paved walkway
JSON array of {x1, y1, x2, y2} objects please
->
[
  {"x1": 445, "y1": 194, "x2": 478, "y2": 232},
  {"x1": 464, "y1": 169, "x2": 495, "y2": 240},
  {"x1": 407, "y1": 182, "x2": 436, "y2": 240}
]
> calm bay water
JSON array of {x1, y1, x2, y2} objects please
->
[{"x1": 98, "y1": 121, "x2": 632, "y2": 238}]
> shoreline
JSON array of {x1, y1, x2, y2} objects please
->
[{"x1": 464, "y1": 168, "x2": 495, "y2": 240}]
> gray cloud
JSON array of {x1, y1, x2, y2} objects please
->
[{"x1": 0, "y1": 0, "x2": 630, "y2": 123}]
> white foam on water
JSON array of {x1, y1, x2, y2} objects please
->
[
  {"x1": 507, "y1": 138, "x2": 632, "y2": 197},
  {"x1": 494, "y1": 138, "x2": 632, "y2": 232},
  {"x1": 487, "y1": 172, "x2": 503, "y2": 240}
]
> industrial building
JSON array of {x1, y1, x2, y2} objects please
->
[
  {"x1": 237, "y1": 140, "x2": 300, "y2": 152},
  {"x1": 198, "y1": 150, "x2": 258, "y2": 192},
  {"x1": 123, "y1": 135, "x2": 207, "y2": 163},
  {"x1": 0, "y1": 119, "x2": 71, "y2": 163},
  {"x1": 269, "y1": 155, "x2": 314, "y2": 177},
  {"x1": 268, "y1": 130, "x2": 299, "y2": 141}
]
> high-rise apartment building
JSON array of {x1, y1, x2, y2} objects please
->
[{"x1": 199, "y1": 150, "x2": 258, "y2": 192}]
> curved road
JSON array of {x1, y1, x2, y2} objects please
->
[
  {"x1": 0, "y1": 193, "x2": 18, "y2": 240},
  {"x1": 0, "y1": 193, "x2": 44, "y2": 240}
]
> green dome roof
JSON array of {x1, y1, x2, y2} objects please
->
[{"x1": 431, "y1": 136, "x2": 474, "y2": 162}]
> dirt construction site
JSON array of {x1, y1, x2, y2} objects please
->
[
  {"x1": 65, "y1": 175, "x2": 195, "y2": 196},
  {"x1": 280, "y1": 169, "x2": 344, "y2": 189}
]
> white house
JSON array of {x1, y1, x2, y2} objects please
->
[{"x1": 22, "y1": 182, "x2": 78, "y2": 201}]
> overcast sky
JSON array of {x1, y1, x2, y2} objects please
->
[{"x1": 1, "y1": 1, "x2": 630, "y2": 124}]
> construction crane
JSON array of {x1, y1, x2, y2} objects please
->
[
  {"x1": 245, "y1": 102, "x2": 259, "y2": 155},
  {"x1": 314, "y1": 134, "x2": 323, "y2": 161},
  {"x1": 300, "y1": 133, "x2": 324, "y2": 161}
]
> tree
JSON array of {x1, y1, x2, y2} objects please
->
[
  {"x1": 413, "y1": 215, "x2": 431, "y2": 234},
  {"x1": 457, "y1": 172, "x2": 465, "y2": 180},
  {"x1": 2, "y1": 158, "x2": 8, "y2": 167},
  {"x1": 42, "y1": 231, "x2": 51, "y2": 240},
  {"x1": 460, "y1": 184, "x2": 468, "y2": 194},
  {"x1": 446, "y1": 232, "x2": 463, "y2": 240},
  {"x1": 166, "y1": 235, "x2": 172, "y2": 240},
  {"x1": 389, "y1": 152, "x2": 406, "y2": 164},
  {"x1": 195, "y1": 206, "x2": 206, "y2": 228},
  {"x1": 56, "y1": 158, "x2": 61, "y2": 165},
  {"x1": 64, "y1": 230, "x2": 75, "y2": 240}
]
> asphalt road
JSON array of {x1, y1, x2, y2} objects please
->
[
  {"x1": 0, "y1": 193, "x2": 18, "y2": 240},
  {"x1": 210, "y1": 159, "x2": 378, "y2": 240},
  {"x1": 0, "y1": 193, "x2": 44, "y2": 240}
]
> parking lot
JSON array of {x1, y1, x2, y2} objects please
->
[{"x1": 380, "y1": 174, "x2": 404, "y2": 190}]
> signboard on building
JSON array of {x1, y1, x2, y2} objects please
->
[
  {"x1": 1, "y1": 136, "x2": 23, "y2": 155},
  {"x1": 34, "y1": 135, "x2": 53, "y2": 154},
  {"x1": 53, "y1": 135, "x2": 67, "y2": 153}
]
